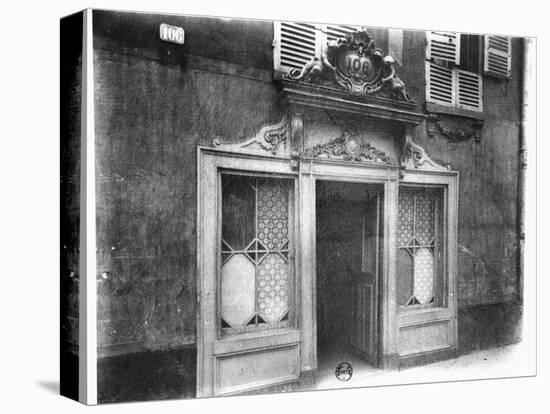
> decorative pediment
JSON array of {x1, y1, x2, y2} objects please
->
[
  {"x1": 212, "y1": 116, "x2": 288, "y2": 156},
  {"x1": 302, "y1": 132, "x2": 392, "y2": 165},
  {"x1": 285, "y1": 29, "x2": 412, "y2": 102},
  {"x1": 400, "y1": 135, "x2": 450, "y2": 172}
]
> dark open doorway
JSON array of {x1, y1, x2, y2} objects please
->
[{"x1": 316, "y1": 180, "x2": 384, "y2": 377}]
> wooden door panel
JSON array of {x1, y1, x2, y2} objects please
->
[
  {"x1": 351, "y1": 194, "x2": 380, "y2": 366},
  {"x1": 215, "y1": 343, "x2": 300, "y2": 395}
]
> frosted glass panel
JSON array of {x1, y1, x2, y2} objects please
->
[
  {"x1": 414, "y1": 248, "x2": 435, "y2": 304},
  {"x1": 221, "y1": 254, "x2": 256, "y2": 327}
]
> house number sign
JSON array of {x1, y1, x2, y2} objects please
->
[
  {"x1": 338, "y1": 51, "x2": 380, "y2": 84},
  {"x1": 159, "y1": 23, "x2": 185, "y2": 45}
]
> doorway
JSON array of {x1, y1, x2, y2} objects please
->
[{"x1": 315, "y1": 180, "x2": 383, "y2": 378}]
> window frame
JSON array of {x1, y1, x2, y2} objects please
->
[
  {"x1": 396, "y1": 183, "x2": 448, "y2": 312},
  {"x1": 216, "y1": 168, "x2": 299, "y2": 339},
  {"x1": 425, "y1": 31, "x2": 484, "y2": 114},
  {"x1": 396, "y1": 171, "x2": 457, "y2": 323}
]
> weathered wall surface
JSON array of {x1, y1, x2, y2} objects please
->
[
  {"x1": 403, "y1": 35, "x2": 522, "y2": 307},
  {"x1": 90, "y1": 10, "x2": 523, "y2": 401},
  {"x1": 402, "y1": 33, "x2": 523, "y2": 351},
  {"x1": 60, "y1": 11, "x2": 82, "y2": 401},
  {"x1": 92, "y1": 10, "x2": 279, "y2": 402}
]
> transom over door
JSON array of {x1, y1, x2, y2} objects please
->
[{"x1": 198, "y1": 151, "x2": 301, "y2": 397}]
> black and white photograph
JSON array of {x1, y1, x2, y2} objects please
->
[{"x1": 0, "y1": 1, "x2": 546, "y2": 413}]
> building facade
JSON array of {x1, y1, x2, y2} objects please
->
[{"x1": 60, "y1": 9, "x2": 527, "y2": 403}]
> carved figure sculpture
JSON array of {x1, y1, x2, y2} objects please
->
[
  {"x1": 287, "y1": 38, "x2": 339, "y2": 83},
  {"x1": 381, "y1": 56, "x2": 412, "y2": 102}
]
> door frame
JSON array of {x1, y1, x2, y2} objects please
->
[
  {"x1": 196, "y1": 147, "x2": 457, "y2": 396},
  {"x1": 315, "y1": 180, "x2": 383, "y2": 367},
  {"x1": 298, "y1": 159, "x2": 401, "y2": 371},
  {"x1": 197, "y1": 147, "x2": 301, "y2": 397}
]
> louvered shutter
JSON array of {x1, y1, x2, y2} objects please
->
[
  {"x1": 274, "y1": 21, "x2": 319, "y2": 74},
  {"x1": 324, "y1": 24, "x2": 360, "y2": 43},
  {"x1": 426, "y1": 31, "x2": 461, "y2": 65},
  {"x1": 456, "y1": 69, "x2": 483, "y2": 111},
  {"x1": 484, "y1": 35, "x2": 511, "y2": 78},
  {"x1": 426, "y1": 61, "x2": 454, "y2": 107}
]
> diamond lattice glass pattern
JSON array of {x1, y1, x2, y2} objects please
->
[
  {"x1": 220, "y1": 175, "x2": 292, "y2": 332},
  {"x1": 397, "y1": 192, "x2": 414, "y2": 246},
  {"x1": 257, "y1": 253, "x2": 289, "y2": 323},
  {"x1": 397, "y1": 187, "x2": 439, "y2": 306},
  {"x1": 258, "y1": 181, "x2": 289, "y2": 250},
  {"x1": 415, "y1": 193, "x2": 435, "y2": 245}
]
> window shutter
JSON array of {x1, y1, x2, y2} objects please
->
[
  {"x1": 484, "y1": 35, "x2": 512, "y2": 78},
  {"x1": 426, "y1": 31, "x2": 461, "y2": 65},
  {"x1": 323, "y1": 24, "x2": 360, "y2": 43},
  {"x1": 274, "y1": 21, "x2": 319, "y2": 74},
  {"x1": 426, "y1": 61, "x2": 455, "y2": 107},
  {"x1": 456, "y1": 69, "x2": 483, "y2": 111}
]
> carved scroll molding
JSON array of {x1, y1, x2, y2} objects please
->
[
  {"x1": 212, "y1": 116, "x2": 288, "y2": 156},
  {"x1": 302, "y1": 131, "x2": 393, "y2": 164},
  {"x1": 400, "y1": 134, "x2": 450, "y2": 173},
  {"x1": 427, "y1": 113, "x2": 484, "y2": 143}
]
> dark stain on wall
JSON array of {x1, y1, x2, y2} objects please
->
[
  {"x1": 458, "y1": 302, "x2": 523, "y2": 353},
  {"x1": 97, "y1": 345, "x2": 196, "y2": 403}
]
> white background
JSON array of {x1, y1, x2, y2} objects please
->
[{"x1": 0, "y1": 0, "x2": 546, "y2": 412}]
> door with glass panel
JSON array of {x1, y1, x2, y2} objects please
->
[
  {"x1": 198, "y1": 155, "x2": 301, "y2": 397},
  {"x1": 395, "y1": 180, "x2": 458, "y2": 360}
]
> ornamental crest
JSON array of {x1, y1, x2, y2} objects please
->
[
  {"x1": 302, "y1": 131, "x2": 393, "y2": 164},
  {"x1": 286, "y1": 29, "x2": 412, "y2": 102}
]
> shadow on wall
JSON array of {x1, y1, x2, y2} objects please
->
[{"x1": 458, "y1": 302, "x2": 522, "y2": 353}]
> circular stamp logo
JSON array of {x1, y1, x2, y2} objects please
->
[{"x1": 335, "y1": 362, "x2": 353, "y2": 381}]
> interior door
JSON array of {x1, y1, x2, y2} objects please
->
[
  {"x1": 350, "y1": 193, "x2": 380, "y2": 366},
  {"x1": 198, "y1": 153, "x2": 301, "y2": 398}
]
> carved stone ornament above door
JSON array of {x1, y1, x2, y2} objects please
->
[
  {"x1": 212, "y1": 116, "x2": 288, "y2": 157},
  {"x1": 400, "y1": 135, "x2": 451, "y2": 173},
  {"x1": 302, "y1": 131, "x2": 393, "y2": 165},
  {"x1": 286, "y1": 29, "x2": 412, "y2": 102}
]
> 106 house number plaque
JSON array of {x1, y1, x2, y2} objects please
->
[{"x1": 160, "y1": 23, "x2": 185, "y2": 45}]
